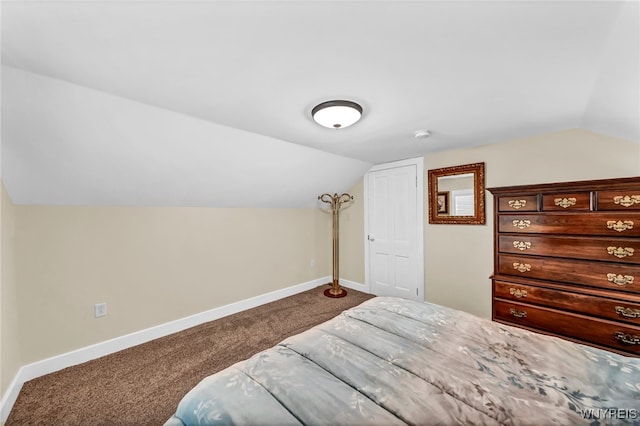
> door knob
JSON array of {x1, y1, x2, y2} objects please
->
[{"x1": 368, "y1": 235, "x2": 375, "y2": 241}]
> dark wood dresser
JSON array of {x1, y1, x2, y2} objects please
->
[{"x1": 489, "y1": 177, "x2": 640, "y2": 356}]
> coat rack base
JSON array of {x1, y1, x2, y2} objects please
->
[{"x1": 324, "y1": 283, "x2": 347, "y2": 298}]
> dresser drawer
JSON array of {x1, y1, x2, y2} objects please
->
[
  {"x1": 542, "y1": 192, "x2": 591, "y2": 211},
  {"x1": 494, "y1": 280, "x2": 640, "y2": 325},
  {"x1": 494, "y1": 300, "x2": 640, "y2": 355},
  {"x1": 498, "y1": 235, "x2": 640, "y2": 264},
  {"x1": 498, "y1": 213, "x2": 640, "y2": 237},
  {"x1": 497, "y1": 254, "x2": 640, "y2": 293},
  {"x1": 598, "y1": 190, "x2": 640, "y2": 211},
  {"x1": 497, "y1": 195, "x2": 538, "y2": 212}
]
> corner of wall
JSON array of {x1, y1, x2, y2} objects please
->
[
  {"x1": 1, "y1": 181, "x2": 22, "y2": 418},
  {"x1": 1, "y1": 180, "x2": 3, "y2": 406},
  {"x1": 339, "y1": 178, "x2": 366, "y2": 284}
]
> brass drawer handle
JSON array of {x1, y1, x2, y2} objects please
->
[
  {"x1": 613, "y1": 195, "x2": 640, "y2": 208},
  {"x1": 508, "y1": 200, "x2": 527, "y2": 210},
  {"x1": 509, "y1": 308, "x2": 527, "y2": 318},
  {"x1": 614, "y1": 332, "x2": 640, "y2": 345},
  {"x1": 512, "y1": 263, "x2": 531, "y2": 273},
  {"x1": 615, "y1": 306, "x2": 640, "y2": 319},
  {"x1": 607, "y1": 220, "x2": 634, "y2": 232},
  {"x1": 554, "y1": 197, "x2": 576, "y2": 208},
  {"x1": 607, "y1": 246, "x2": 635, "y2": 259},
  {"x1": 512, "y1": 219, "x2": 531, "y2": 229},
  {"x1": 607, "y1": 273, "x2": 635, "y2": 286},
  {"x1": 509, "y1": 288, "x2": 527, "y2": 298},
  {"x1": 513, "y1": 241, "x2": 531, "y2": 251}
]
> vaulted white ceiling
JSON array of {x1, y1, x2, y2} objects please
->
[{"x1": 2, "y1": 1, "x2": 638, "y2": 207}]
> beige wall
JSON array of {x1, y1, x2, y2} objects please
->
[
  {"x1": 338, "y1": 180, "x2": 365, "y2": 284},
  {"x1": 1, "y1": 183, "x2": 20, "y2": 396},
  {"x1": 340, "y1": 129, "x2": 640, "y2": 318},
  {"x1": 1, "y1": 184, "x2": 2, "y2": 400},
  {"x1": 14, "y1": 205, "x2": 330, "y2": 364},
  {"x1": 424, "y1": 129, "x2": 640, "y2": 318}
]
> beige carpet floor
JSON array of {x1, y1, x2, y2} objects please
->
[{"x1": 7, "y1": 285, "x2": 374, "y2": 426}]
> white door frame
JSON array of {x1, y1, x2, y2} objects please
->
[{"x1": 364, "y1": 157, "x2": 424, "y2": 301}]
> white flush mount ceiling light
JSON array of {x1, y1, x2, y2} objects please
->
[{"x1": 312, "y1": 100, "x2": 363, "y2": 129}]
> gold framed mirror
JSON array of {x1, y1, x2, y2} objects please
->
[{"x1": 427, "y1": 162, "x2": 485, "y2": 224}]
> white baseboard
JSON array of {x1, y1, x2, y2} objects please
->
[
  {"x1": 339, "y1": 278, "x2": 367, "y2": 293},
  {"x1": 0, "y1": 276, "x2": 332, "y2": 423}
]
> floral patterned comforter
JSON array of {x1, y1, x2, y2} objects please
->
[{"x1": 166, "y1": 297, "x2": 640, "y2": 425}]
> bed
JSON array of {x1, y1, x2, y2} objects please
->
[{"x1": 165, "y1": 297, "x2": 640, "y2": 425}]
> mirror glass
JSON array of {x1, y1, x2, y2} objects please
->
[
  {"x1": 428, "y1": 163, "x2": 485, "y2": 224},
  {"x1": 436, "y1": 173, "x2": 475, "y2": 216}
]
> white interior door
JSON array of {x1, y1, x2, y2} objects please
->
[{"x1": 366, "y1": 158, "x2": 423, "y2": 300}]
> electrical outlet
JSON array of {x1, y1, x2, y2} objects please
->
[{"x1": 95, "y1": 302, "x2": 107, "y2": 318}]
